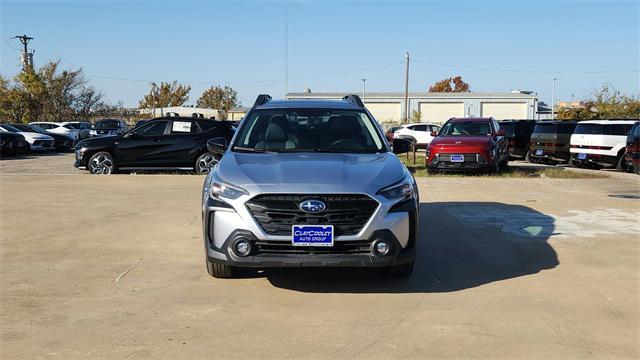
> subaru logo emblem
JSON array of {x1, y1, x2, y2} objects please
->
[{"x1": 299, "y1": 199, "x2": 326, "y2": 213}]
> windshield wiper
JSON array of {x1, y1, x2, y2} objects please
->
[{"x1": 233, "y1": 147, "x2": 277, "y2": 153}]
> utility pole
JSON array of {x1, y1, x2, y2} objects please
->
[
  {"x1": 551, "y1": 77, "x2": 557, "y2": 120},
  {"x1": 403, "y1": 52, "x2": 410, "y2": 123},
  {"x1": 361, "y1": 78, "x2": 366, "y2": 99},
  {"x1": 13, "y1": 34, "x2": 34, "y2": 70},
  {"x1": 284, "y1": 9, "x2": 289, "y2": 97}
]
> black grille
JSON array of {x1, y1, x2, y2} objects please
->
[
  {"x1": 254, "y1": 239, "x2": 373, "y2": 255},
  {"x1": 245, "y1": 194, "x2": 378, "y2": 236}
]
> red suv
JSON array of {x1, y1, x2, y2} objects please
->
[{"x1": 426, "y1": 117, "x2": 509, "y2": 173}]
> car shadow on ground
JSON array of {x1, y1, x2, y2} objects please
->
[
  {"x1": 265, "y1": 202, "x2": 559, "y2": 293},
  {"x1": 0, "y1": 151, "x2": 72, "y2": 160}
]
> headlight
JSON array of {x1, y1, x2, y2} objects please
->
[
  {"x1": 209, "y1": 181, "x2": 248, "y2": 200},
  {"x1": 378, "y1": 182, "x2": 413, "y2": 199}
]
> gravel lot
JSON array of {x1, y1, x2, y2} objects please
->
[{"x1": 1, "y1": 154, "x2": 639, "y2": 359}]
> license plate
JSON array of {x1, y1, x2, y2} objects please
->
[
  {"x1": 292, "y1": 225, "x2": 334, "y2": 247},
  {"x1": 578, "y1": 153, "x2": 587, "y2": 160},
  {"x1": 535, "y1": 149, "x2": 544, "y2": 156},
  {"x1": 450, "y1": 154, "x2": 464, "y2": 163}
]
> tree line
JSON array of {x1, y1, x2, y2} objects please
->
[
  {"x1": 0, "y1": 61, "x2": 240, "y2": 123},
  {"x1": 1, "y1": 60, "x2": 637, "y2": 123}
]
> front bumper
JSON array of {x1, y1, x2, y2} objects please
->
[
  {"x1": 203, "y1": 195, "x2": 418, "y2": 268},
  {"x1": 427, "y1": 153, "x2": 493, "y2": 171}
]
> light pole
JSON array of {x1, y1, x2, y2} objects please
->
[
  {"x1": 551, "y1": 77, "x2": 557, "y2": 120},
  {"x1": 361, "y1": 78, "x2": 366, "y2": 99},
  {"x1": 403, "y1": 52, "x2": 410, "y2": 123}
]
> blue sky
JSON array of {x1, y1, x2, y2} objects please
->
[{"x1": 1, "y1": 0, "x2": 638, "y2": 107}]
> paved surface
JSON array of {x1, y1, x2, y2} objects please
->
[{"x1": 1, "y1": 162, "x2": 639, "y2": 359}]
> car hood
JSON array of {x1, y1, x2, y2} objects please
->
[
  {"x1": 429, "y1": 136, "x2": 491, "y2": 147},
  {"x1": 216, "y1": 152, "x2": 405, "y2": 194},
  {"x1": 17, "y1": 131, "x2": 53, "y2": 141},
  {"x1": 77, "y1": 135, "x2": 119, "y2": 148}
]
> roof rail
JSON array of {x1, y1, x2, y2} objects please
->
[
  {"x1": 253, "y1": 94, "x2": 272, "y2": 107},
  {"x1": 342, "y1": 94, "x2": 364, "y2": 108}
]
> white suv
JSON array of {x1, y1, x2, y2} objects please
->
[
  {"x1": 570, "y1": 120, "x2": 637, "y2": 169},
  {"x1": 393, "y1": 123, "x2": 441, "y2": 145},
  {"x1": 30, "y1": 122, "x2": 80, "y2": 139}
]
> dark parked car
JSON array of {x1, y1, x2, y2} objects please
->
[
  {"x1": 498, "y1": 120, "x2": 536, "y2": 159},
  {"x1": 528, "y1": 121, "x2": 577, "y2": 164},
  {"x1": 11, "y1": 124, "x2": 75, "y2": 151},
  {"x1": 426, "y1": 117, "x2": 509, "y2": 173},
  {"x1": 0, "y1": 131, "x2": 28, "y2": 156},
  {"x1": 90, "y1": 119, "x2": 129, "y2": 137},
  {"x1": 75, "y1": 117, "x2": 235, "y2": 174},
  {"x1": 624, "y1": 122, "x2": 640, "y2": 174}
]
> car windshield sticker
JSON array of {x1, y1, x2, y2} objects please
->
[{"x1": 172, "y1": 121, "x2": 191, "y2": 132}]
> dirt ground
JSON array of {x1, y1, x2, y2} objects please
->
[{"x1": 1, "y1": 155, "x2": 639, "y2": 359}]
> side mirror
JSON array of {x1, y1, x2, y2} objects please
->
[
  {"x1": 392, "y1": 138, "x2": 413, "y2": 154},
  {"x1": 430, "y1": 131, "x2": 438, "y2": 137},
  {"x1": 496, "y1": 130, "x2": 506, "y2": 136},
  {"x1": 207, "y1": 137, "x2": 228, "y2": 154},
  {"x1": 124, "y1": 131, "x2": 138, "y2": 139}
]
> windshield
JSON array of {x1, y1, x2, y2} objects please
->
[
  {"x1": 533, "y1": 124, "x2": 557, "y2": 134},
  {"x1": 233, "y1": 109, "x2": 385, "y2": 153},
  {"x1": 94, "y1": 120, "x2": 120, "y2": 129},
  {"x1": 574, "y1": 124, "x2": 602, "y2": 135},
  {"x1": 0, "y1": 124, "x2": 20, "y2": 132},
  {"x1": 439, "y1": 121, "x2": 492, "y2": 136},
  {"x1": 28, "y1": 125, "x2": 48, "y2": 133},
  {"x1": 11, "y1": 124, "x2": 32, "y2": 132}
]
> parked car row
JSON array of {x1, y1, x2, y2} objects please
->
[
  {"x1": 496, "y1": 119, "x2": 639, "y2": 173},
  {"x1": 0, "y1": 124, "x2": 57, "y2": 154}
]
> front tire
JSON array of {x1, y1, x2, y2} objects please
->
[
  {"x1": 616, "y1": 152, "x2": 629, "y2": 172},
  {"x1": 195, "y1": 152, "x2": 218, "y2": 174},
  {"x1": 88, "y1": 151, "x2": 116, "y2": 175},
  {"x1": 206, "y1": 260, "x2": 235, "y2": 278}
]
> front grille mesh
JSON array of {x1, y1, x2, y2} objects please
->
[
  {"x1": 254, "y1": 239, "x2": 373, "y2": 255},
  {"x1": 245, "y1": 194, "x2": 378, "y2": 236}
]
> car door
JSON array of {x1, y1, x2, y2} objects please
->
[
  {"x1": 492, "y1": 120, "x2": 508, "y2": 162},
  {"x1": 115, "y1": 120, "x2": 169, "y2": 167},
  {"x1": 158, "y1": 119, "x2": 200, "y2": 167}
]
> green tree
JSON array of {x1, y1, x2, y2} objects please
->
[
  {"x1": 429, "y1": 76, "x2": 470, "y2": 92},
  {"x1": 139, "y1": 81, "x2": 191, "y2": 109},
  {"x1": 557, "y1": 84, "x2": 640, "y2": 120},
  {"x1": 1, "y1": 60, "x2": 104, "y2": 123},
  {"x1": 196, "y1": 85, "x2": 239, "y2": 111}
]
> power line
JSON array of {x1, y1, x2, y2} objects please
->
[
  {"x1": 412, "y1": 58, "x2": 639, "y2": 75},
  {"x1": 86, "y1": 61, "x2": 403, "y2": 86}
]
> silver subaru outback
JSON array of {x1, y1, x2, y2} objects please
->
[{"x1": 202, "y1": 94, "x2": 418, "y2": 278}]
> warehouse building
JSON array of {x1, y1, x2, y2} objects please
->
[{"x1": 285, "y1": 91, "x2": 540, "y2": 124}]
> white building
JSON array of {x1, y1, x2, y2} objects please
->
[
  {"x1": 285, "y1": 91, "x2": 540, "y2": 124},
  {"x1": 138, "y1": 106, "x2": 225, "y2": 120}
]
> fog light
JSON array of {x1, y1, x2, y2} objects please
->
[
  {"x1": 373, "y1": 240, "x2": 390, "y2": 256},
  {"x1": 232, "y1": 238, "x2": 252, "y2": 257}
]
